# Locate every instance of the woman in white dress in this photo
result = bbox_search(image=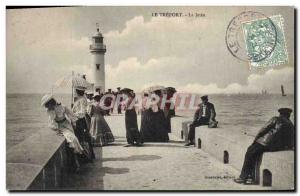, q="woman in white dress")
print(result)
[41,94,84,172]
